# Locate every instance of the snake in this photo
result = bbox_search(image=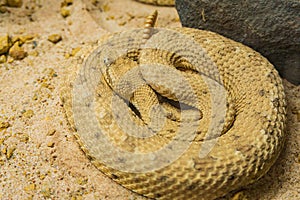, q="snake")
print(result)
[60,6,286,200]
